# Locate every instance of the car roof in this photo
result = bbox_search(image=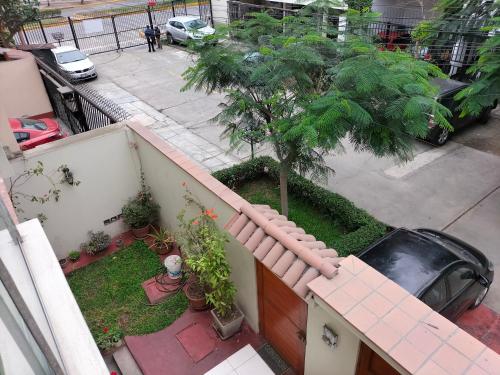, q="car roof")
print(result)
[359,228,460,295]
[432,78,469,96]
[51,46,79,54]
[169,16,200,22]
